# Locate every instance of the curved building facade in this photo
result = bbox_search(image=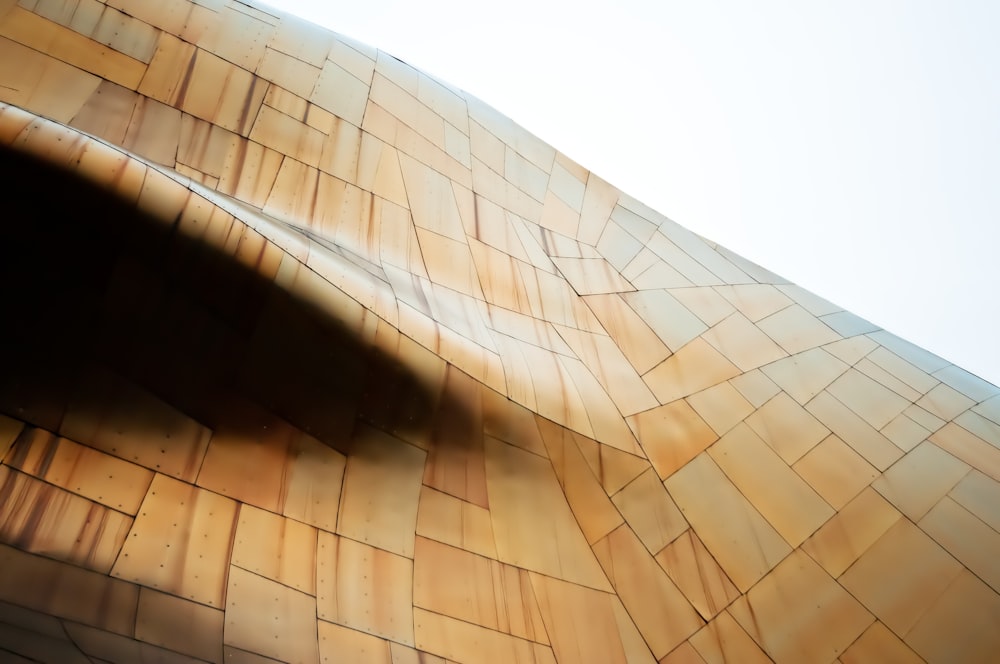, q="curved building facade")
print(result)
[0,1,998,662]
